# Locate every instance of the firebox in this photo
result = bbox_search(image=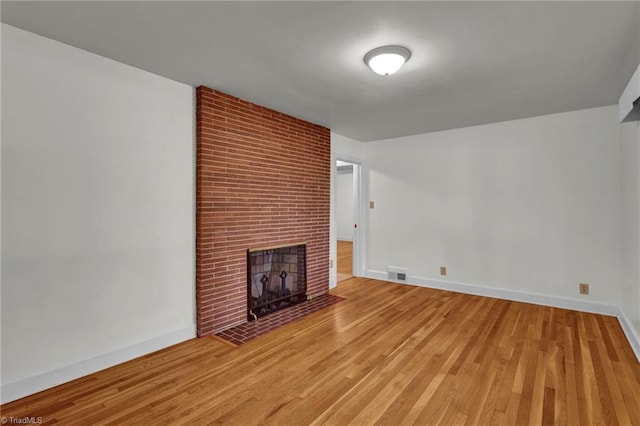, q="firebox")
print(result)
[247,243,307,320]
